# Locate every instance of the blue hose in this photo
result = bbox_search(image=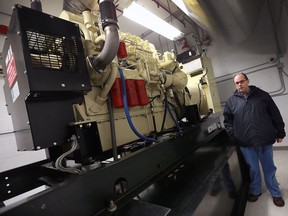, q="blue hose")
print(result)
[164,93,182,133]
[118,68,156,143]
